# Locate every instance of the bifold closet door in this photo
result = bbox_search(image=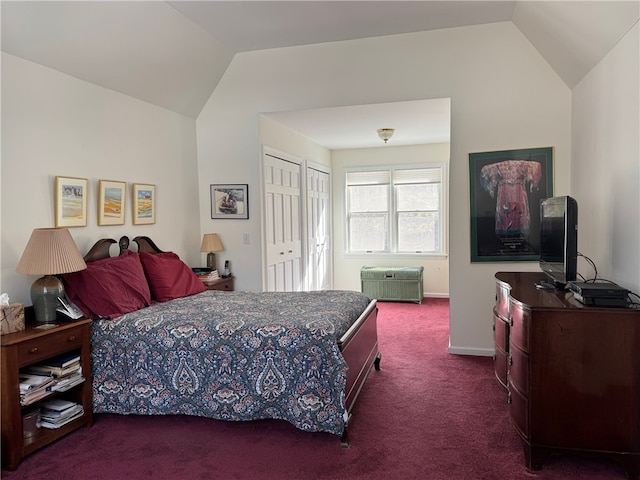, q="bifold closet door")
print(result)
[264,153,303,292]
[307,167,331,291]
